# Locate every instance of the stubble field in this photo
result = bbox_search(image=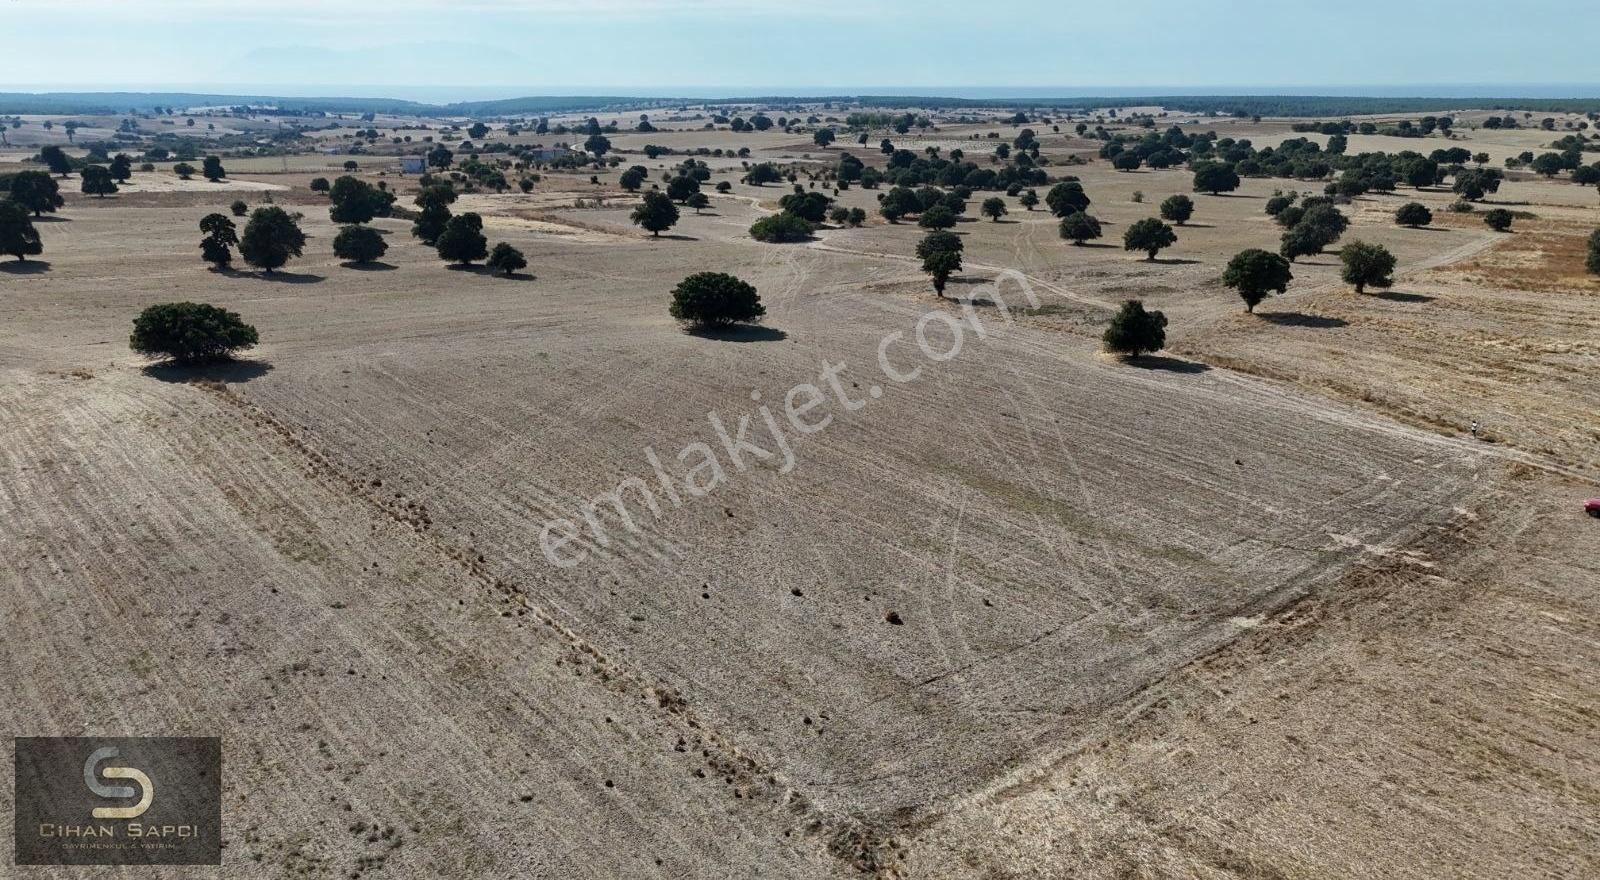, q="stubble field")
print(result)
[1,112,1595,878]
